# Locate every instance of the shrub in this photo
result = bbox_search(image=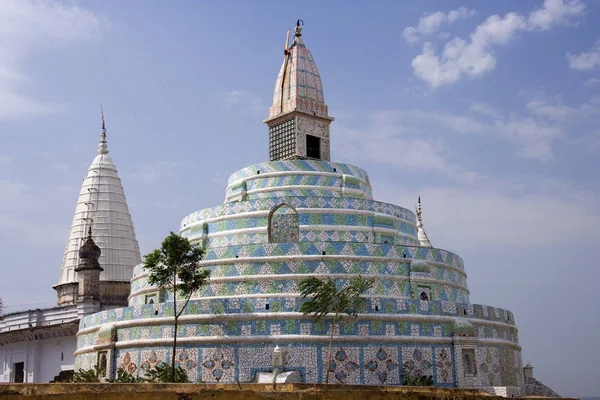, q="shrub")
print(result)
[72,366,101,383]
[145,362,189,383]
[402,364,434,386]
[107,368,146,383]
